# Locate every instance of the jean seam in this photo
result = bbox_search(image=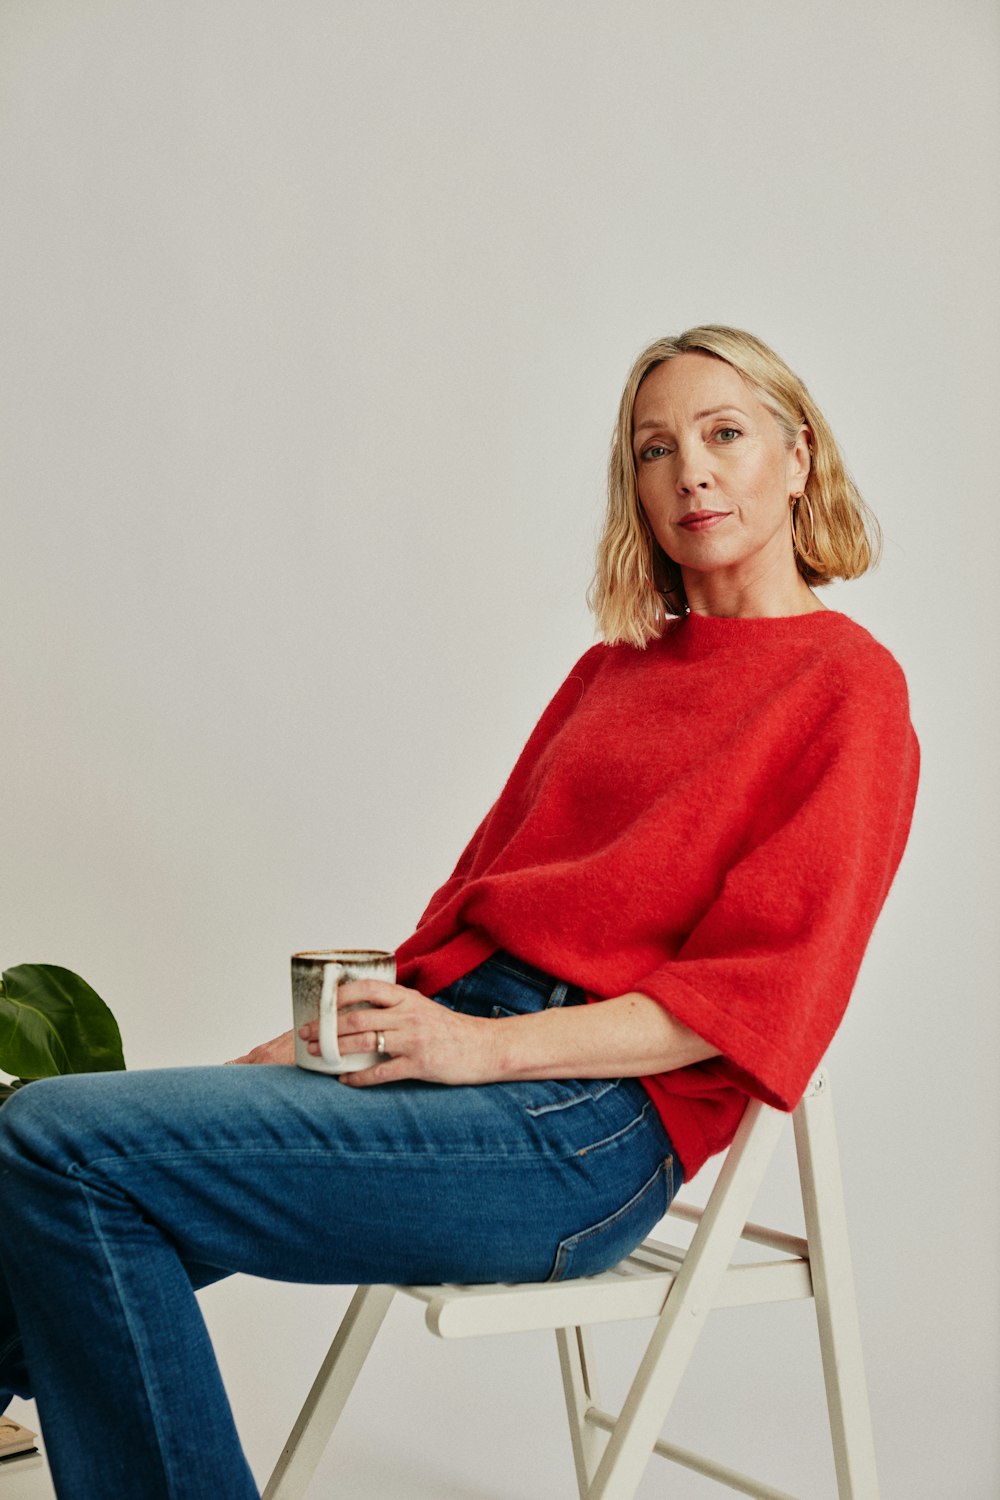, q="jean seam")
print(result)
[573,1098,656,1157]
[523,1079,619,1117]
[547,1155,673,1283]
[77,1175,173,1495]
[67,1142,588,1169]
